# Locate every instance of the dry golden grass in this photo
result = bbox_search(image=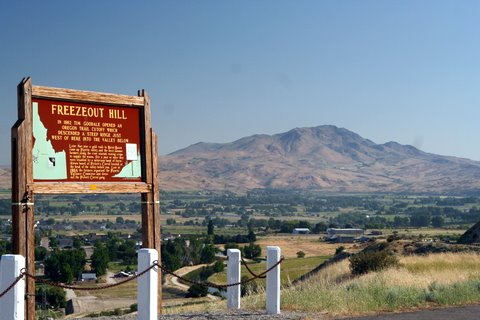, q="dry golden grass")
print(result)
[241,252,480,316]
[159,252,480,316]
[256,235,361,258]
[38,214,142,223]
